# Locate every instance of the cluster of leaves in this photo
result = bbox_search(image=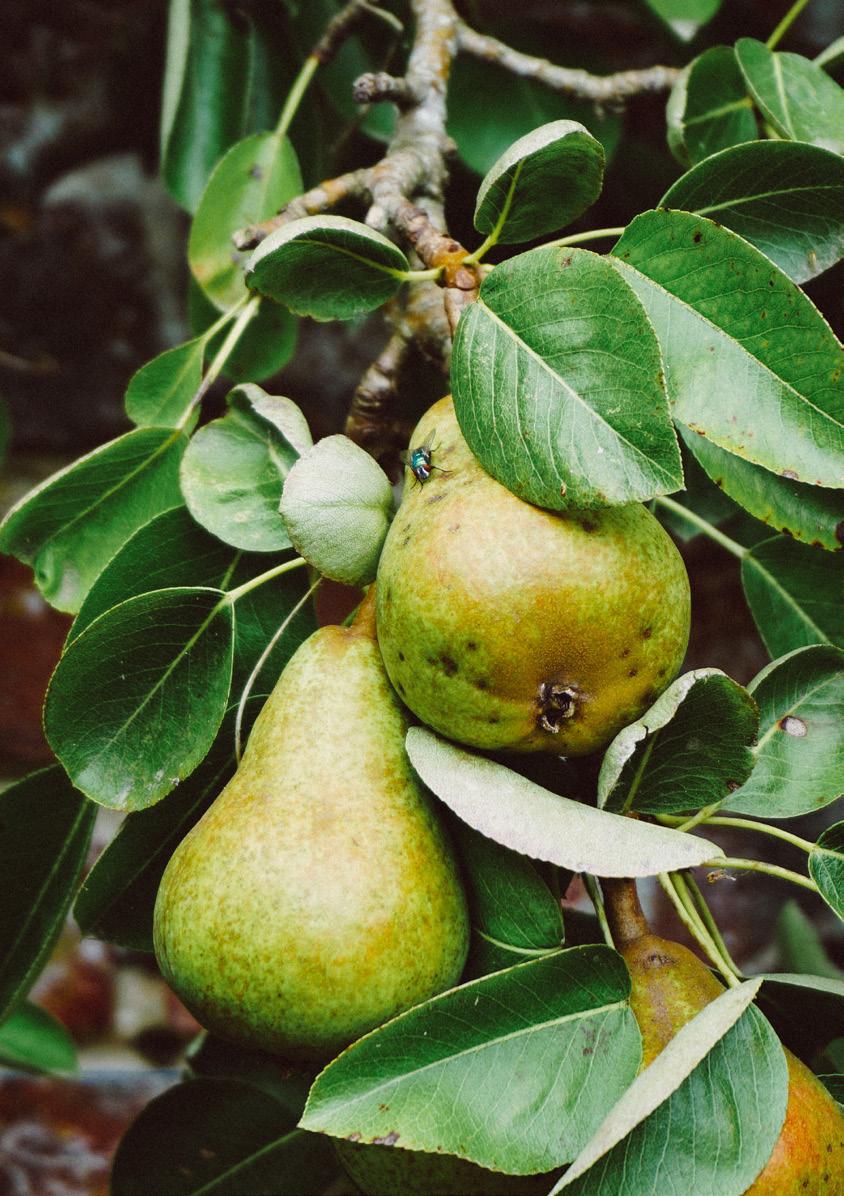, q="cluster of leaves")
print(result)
[0,0,843,1192]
